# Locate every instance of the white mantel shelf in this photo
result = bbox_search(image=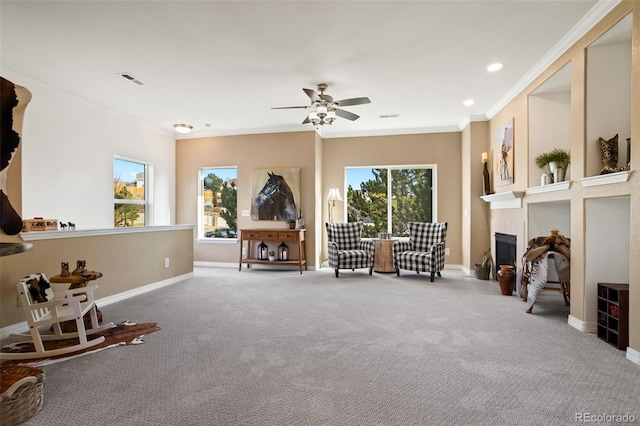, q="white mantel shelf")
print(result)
[579,170,632,187]
[481,191,524,209]
[525,180,571,195]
